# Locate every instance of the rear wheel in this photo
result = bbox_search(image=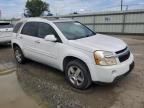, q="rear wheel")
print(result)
[65,59,92,90]
[14,46,26,64]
